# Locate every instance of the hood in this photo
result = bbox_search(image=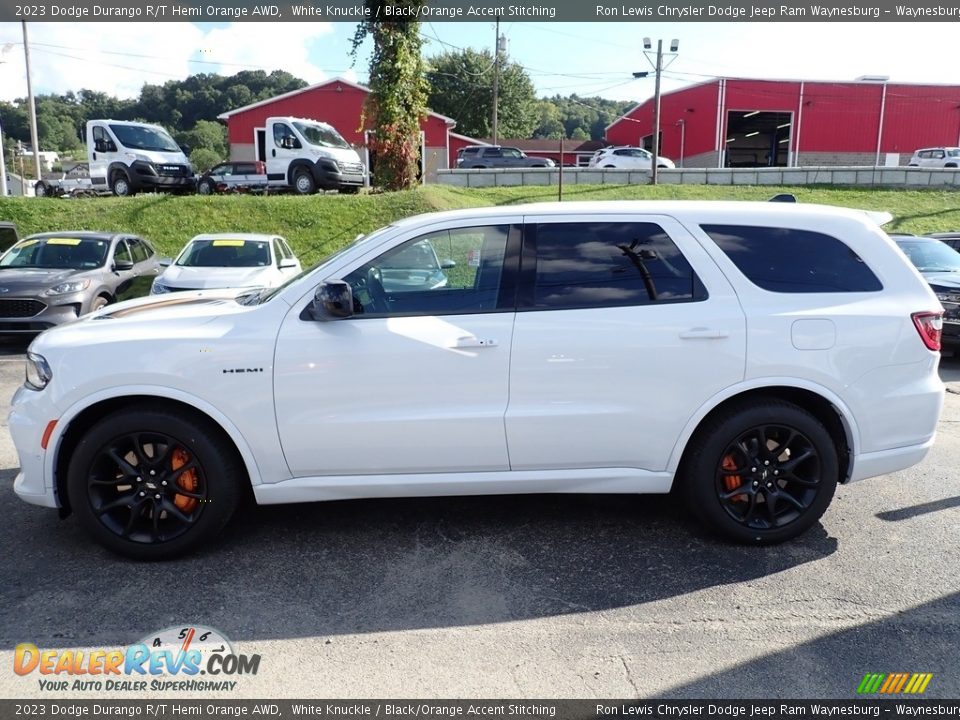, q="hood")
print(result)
[0,267,87,292]
[306,145,363,166]
[93,290,247,322]
[922,272,960,290]
[122,148,190,166]
[157,265,272,290]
